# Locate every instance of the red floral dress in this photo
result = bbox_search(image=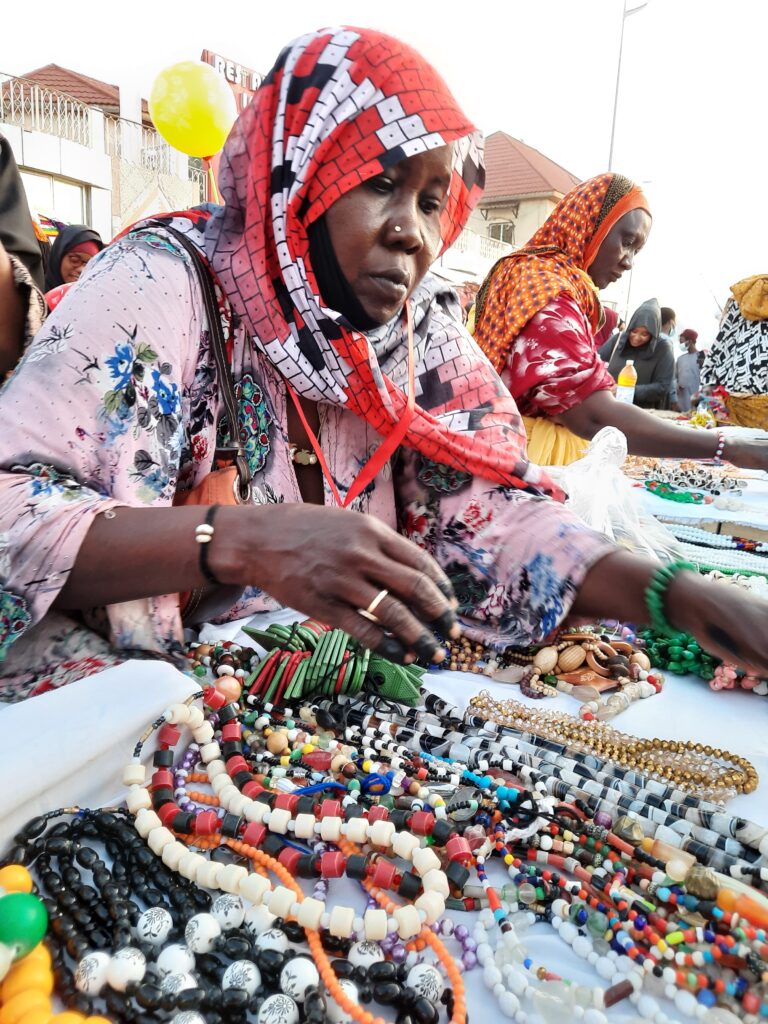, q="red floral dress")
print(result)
[500,294,615,418]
